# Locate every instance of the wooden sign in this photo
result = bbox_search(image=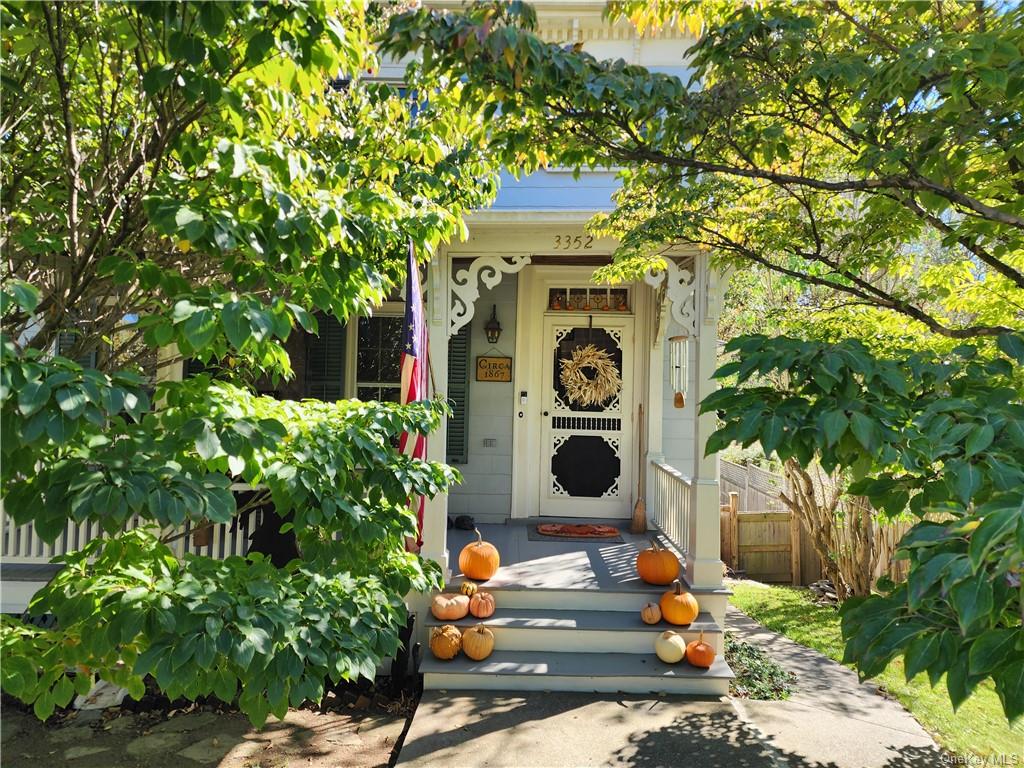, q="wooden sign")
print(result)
[476,356,512,382]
